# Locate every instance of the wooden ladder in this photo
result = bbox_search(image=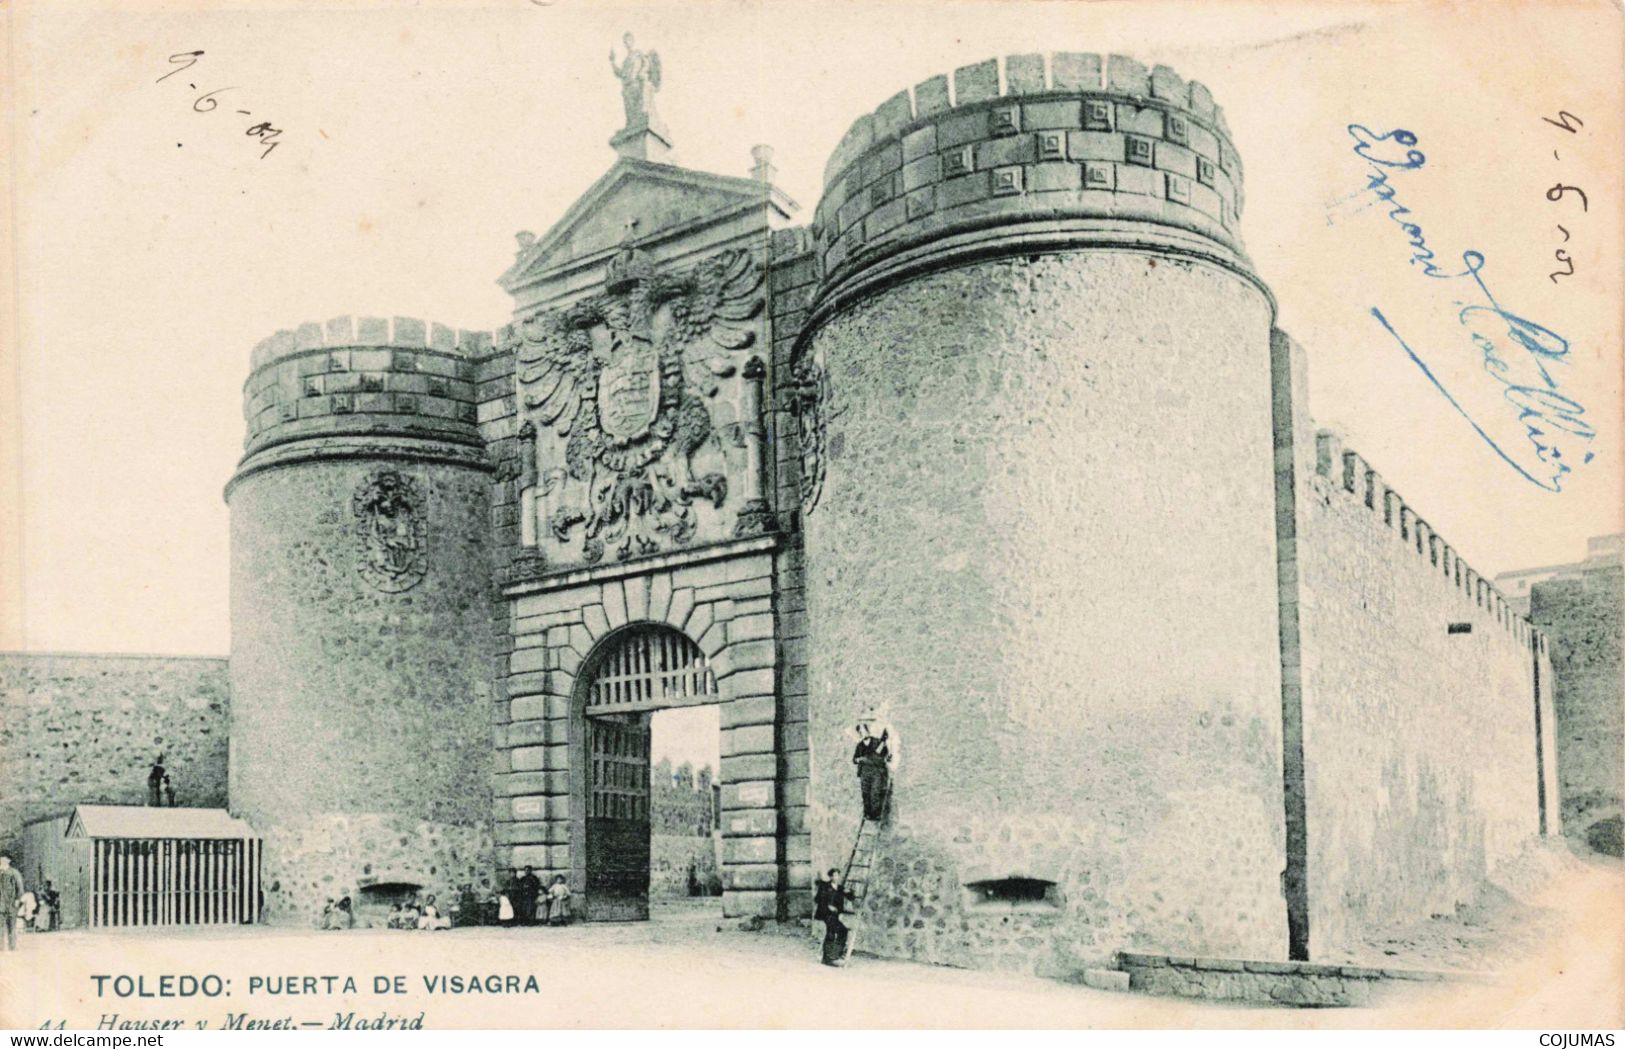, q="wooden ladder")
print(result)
[840,805,886,907]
